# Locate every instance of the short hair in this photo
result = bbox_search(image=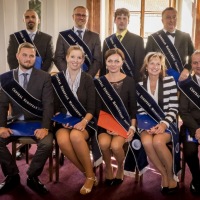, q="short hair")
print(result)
[140,52,166,80]
[66,45,85,59]
[23,9,39,18]
[114,8,130,19]
[104,48,125,61]
[73,6,89,14]
[17,42,36,54]
[192,50,200,58]
[162,7,177,17]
